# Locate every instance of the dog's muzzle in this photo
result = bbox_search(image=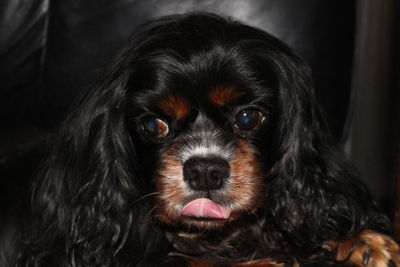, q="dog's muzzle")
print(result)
[180,156,231,219]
